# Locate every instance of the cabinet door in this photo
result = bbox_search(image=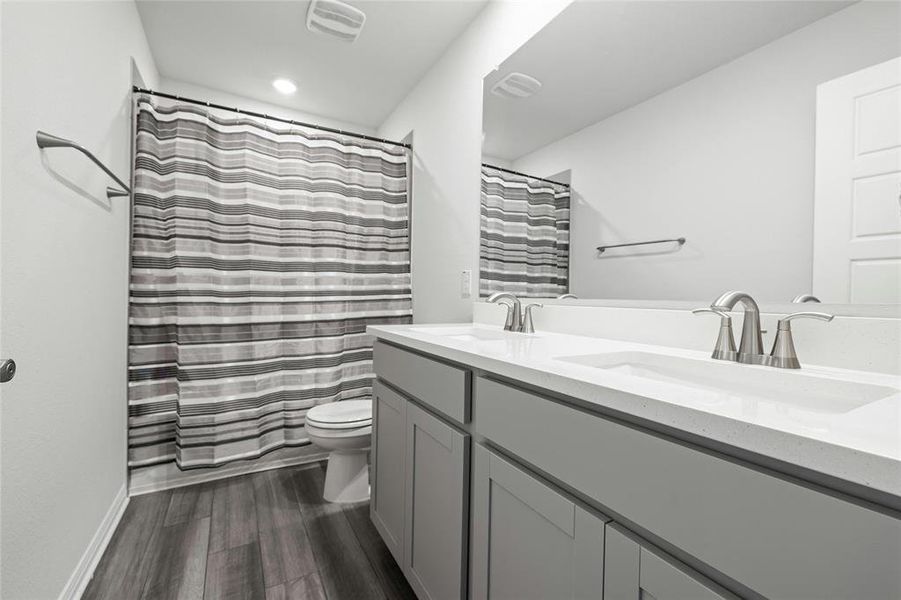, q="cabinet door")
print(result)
[403,402,470,600]
[371,380,407,565]
[603,525,640,600]
[604,525,733,600]
[639,547,732,600]
[471,444,607,600]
